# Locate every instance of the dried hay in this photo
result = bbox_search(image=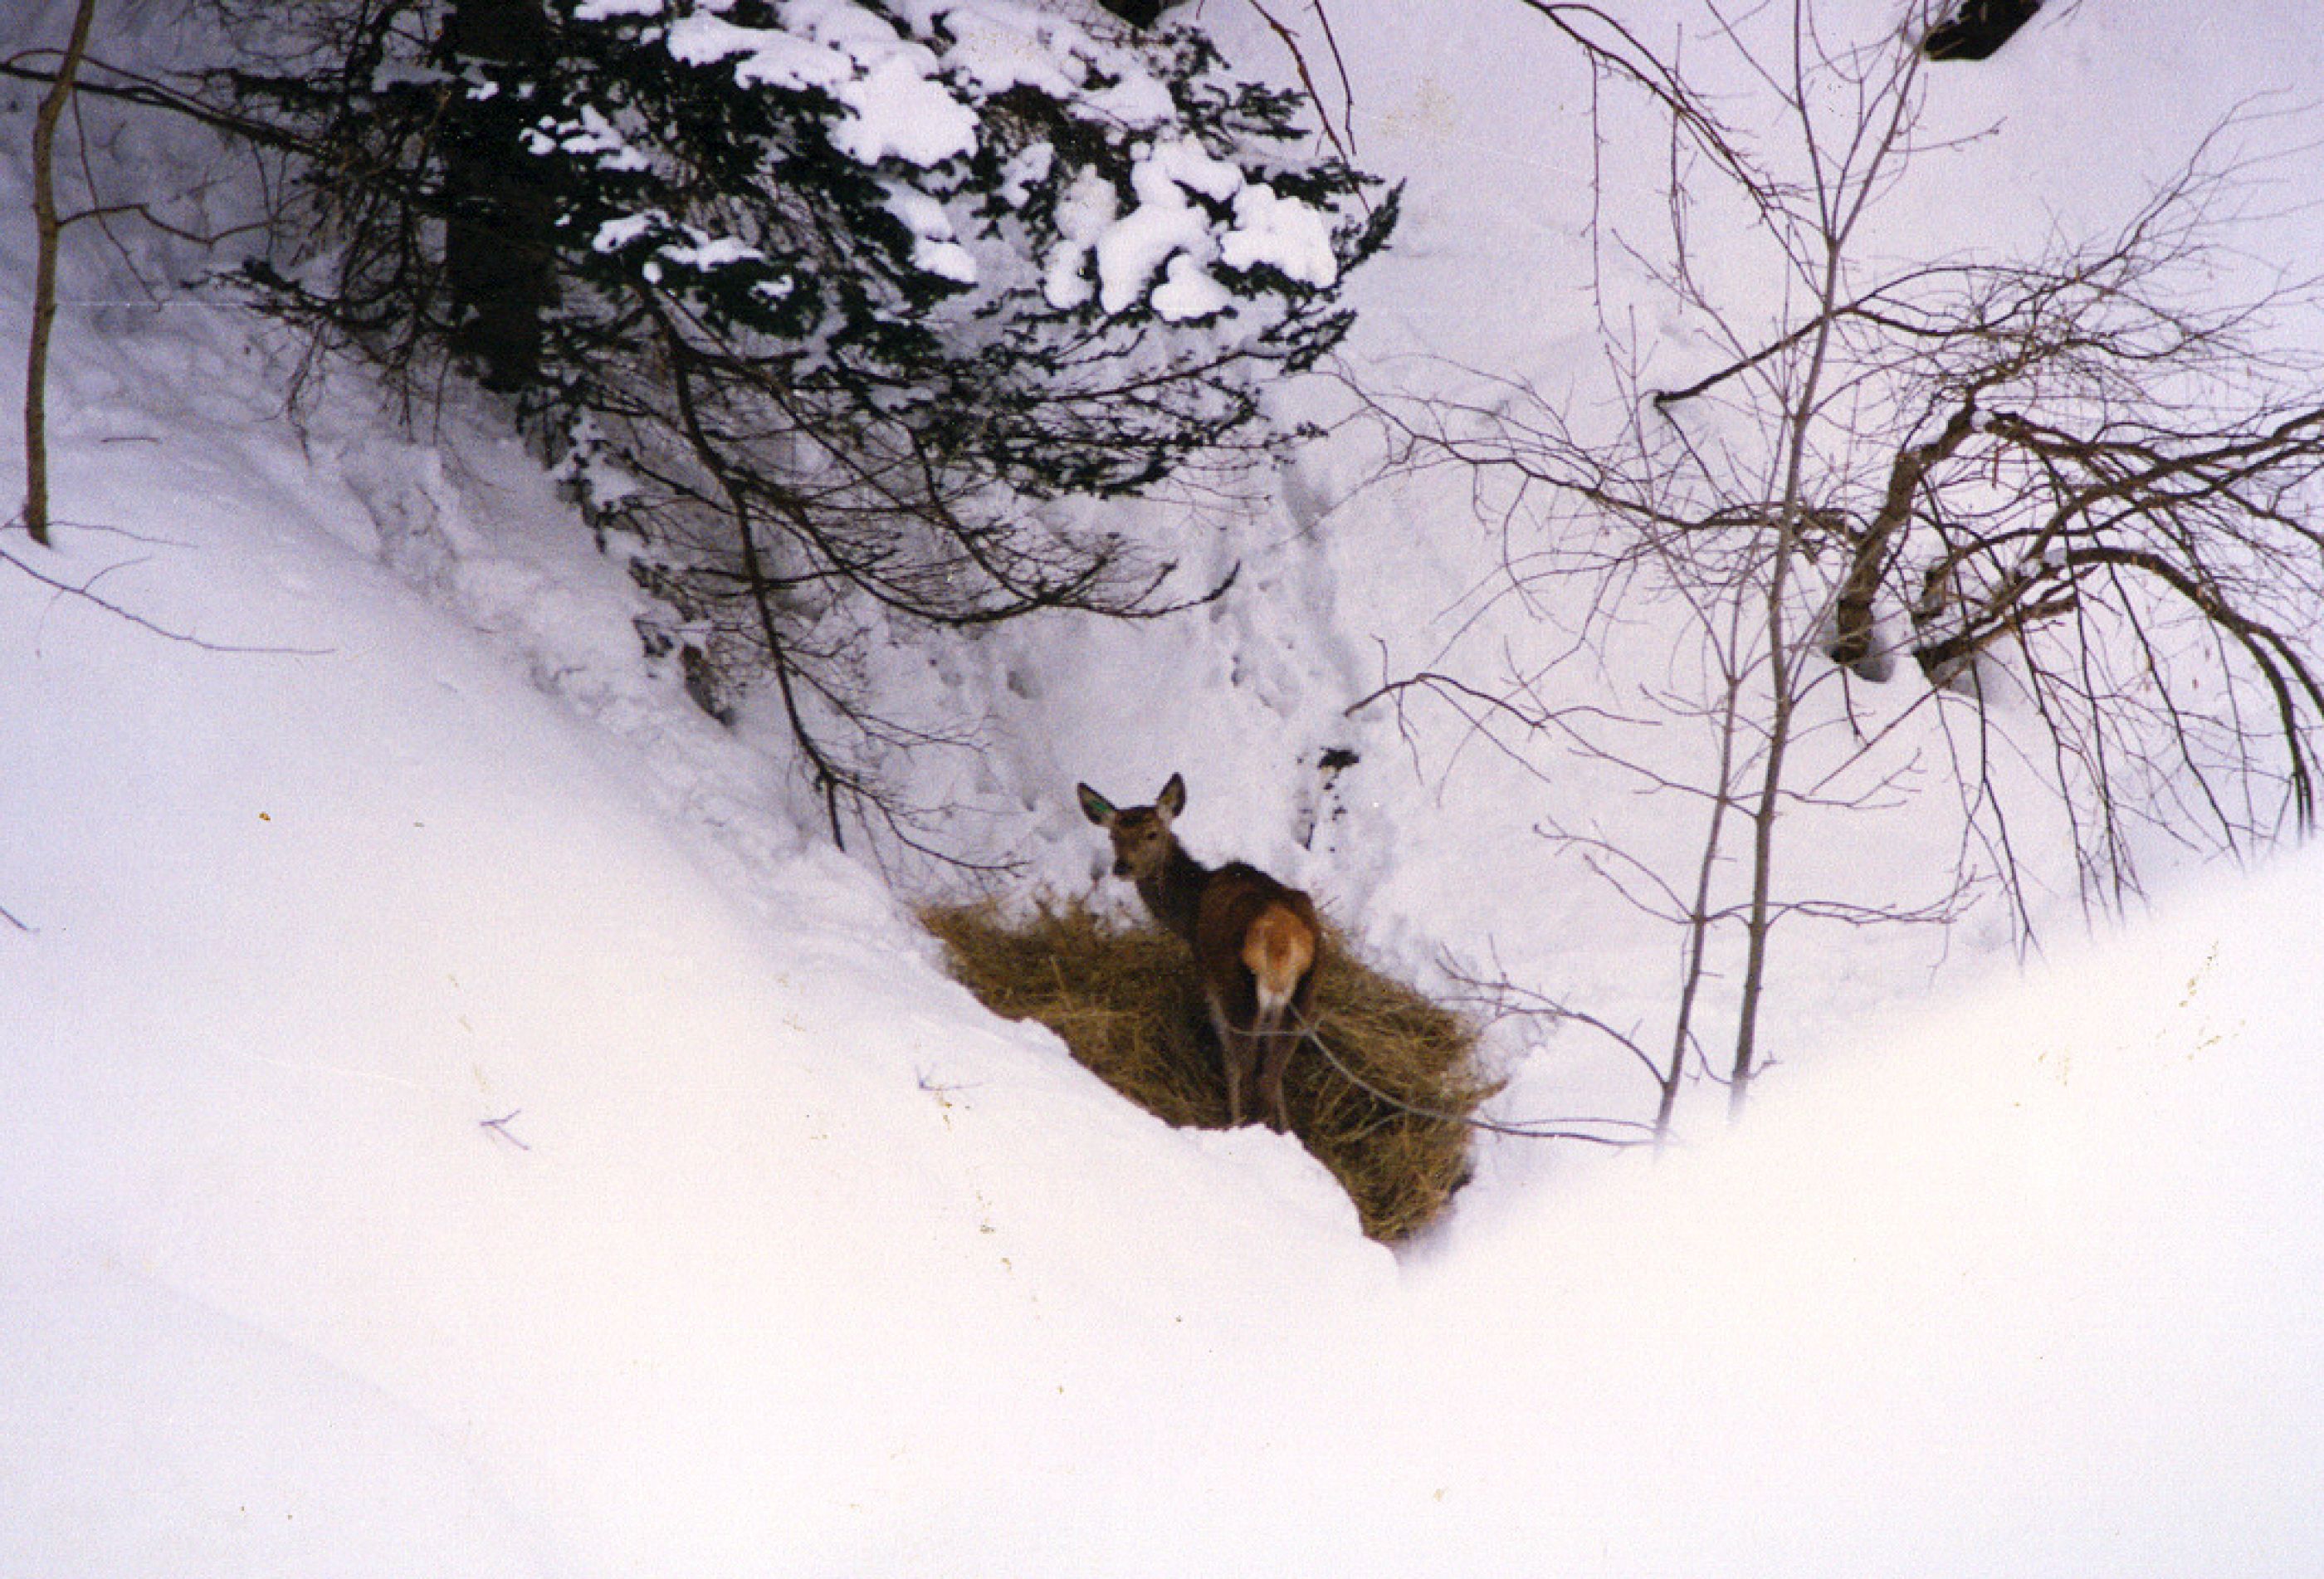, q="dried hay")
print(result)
[920,897,1496,1242]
